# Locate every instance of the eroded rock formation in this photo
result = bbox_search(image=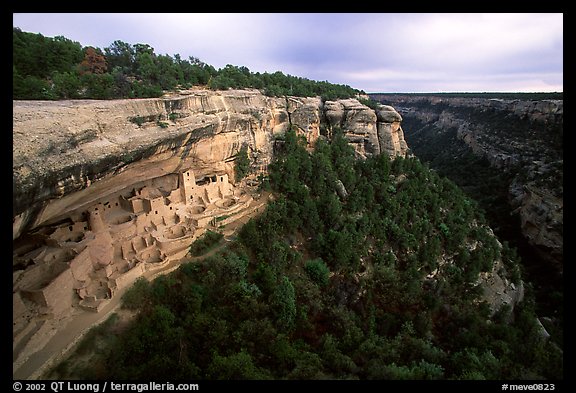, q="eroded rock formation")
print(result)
[377,105,409,156]
[323,99,410,157]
